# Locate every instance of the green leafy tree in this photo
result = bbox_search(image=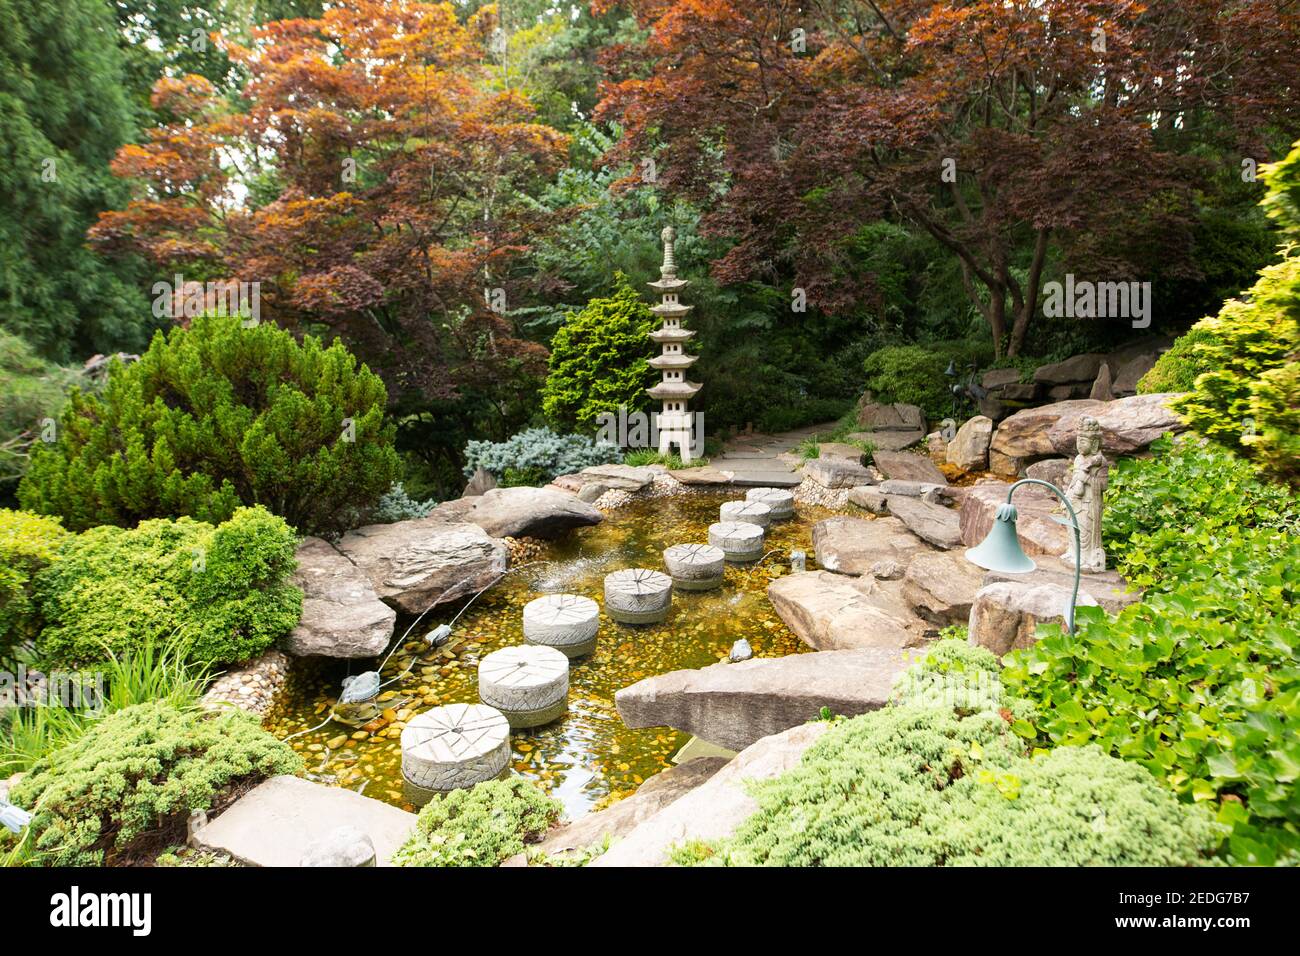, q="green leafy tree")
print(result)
[19,314,400,534]
[542,273,656,432]
[0,0,150,360]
